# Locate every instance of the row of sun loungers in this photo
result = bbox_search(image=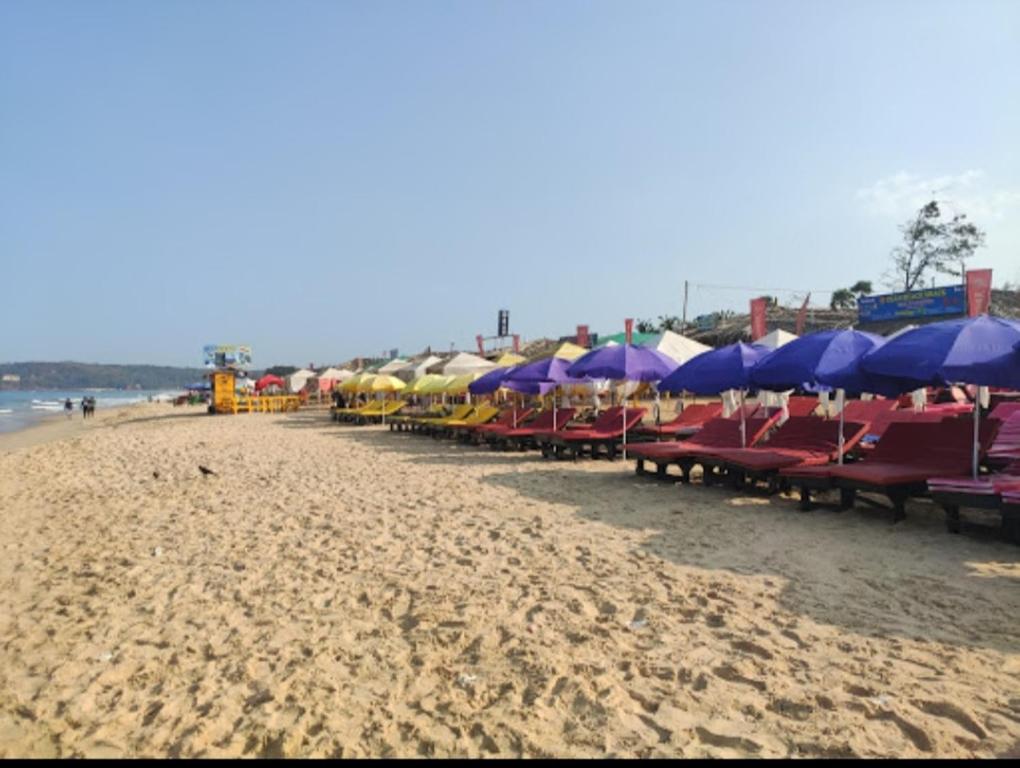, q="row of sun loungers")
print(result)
[332,392,1020,544]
